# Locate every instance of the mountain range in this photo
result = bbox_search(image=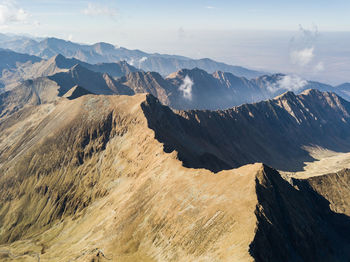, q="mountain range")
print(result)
[2,51,349,111]
[0,39,349,111]
[1,34,350,261]
[0,34,264,78]
[0,50,138,91]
